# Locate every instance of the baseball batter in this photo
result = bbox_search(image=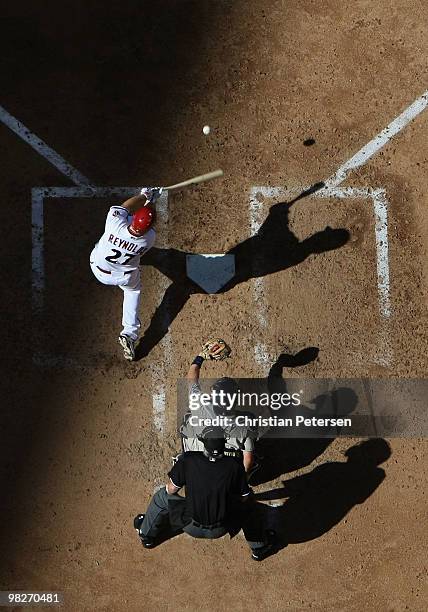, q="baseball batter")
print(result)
[89,187,160,360]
